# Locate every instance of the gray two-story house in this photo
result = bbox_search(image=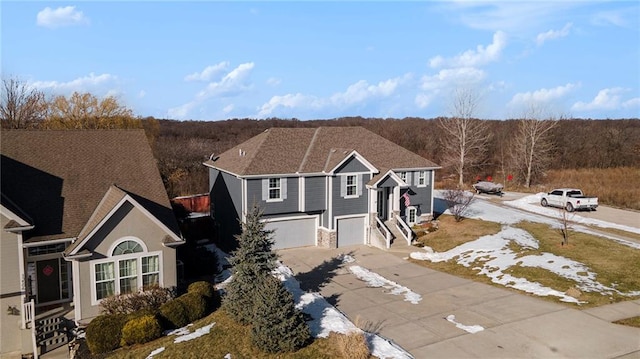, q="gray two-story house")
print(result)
[205,126,440,250]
